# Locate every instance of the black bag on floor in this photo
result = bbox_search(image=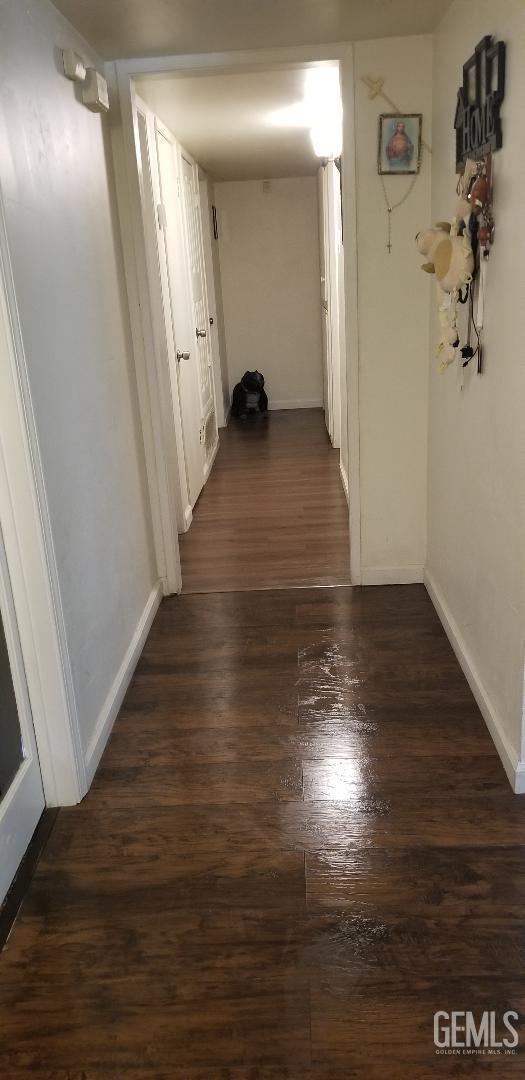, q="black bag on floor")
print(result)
[232,370,268,418]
